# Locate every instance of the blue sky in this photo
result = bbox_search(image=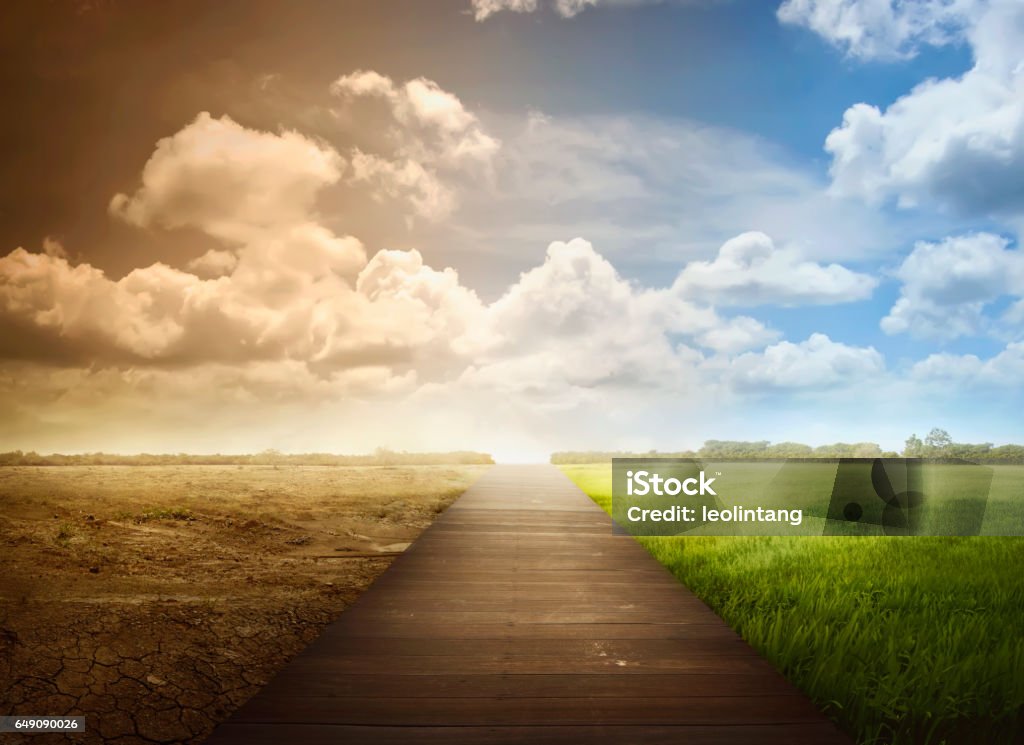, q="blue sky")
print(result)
[449,0,1023,375]
[460,0,976,143]
[454,1,1006,347]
